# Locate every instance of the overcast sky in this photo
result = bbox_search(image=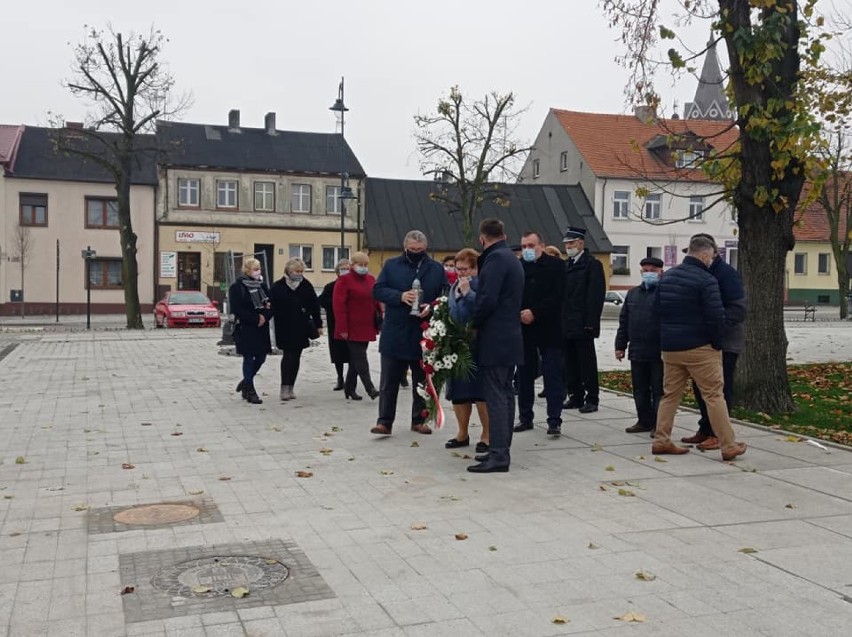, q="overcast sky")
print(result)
[1,1,841,179]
